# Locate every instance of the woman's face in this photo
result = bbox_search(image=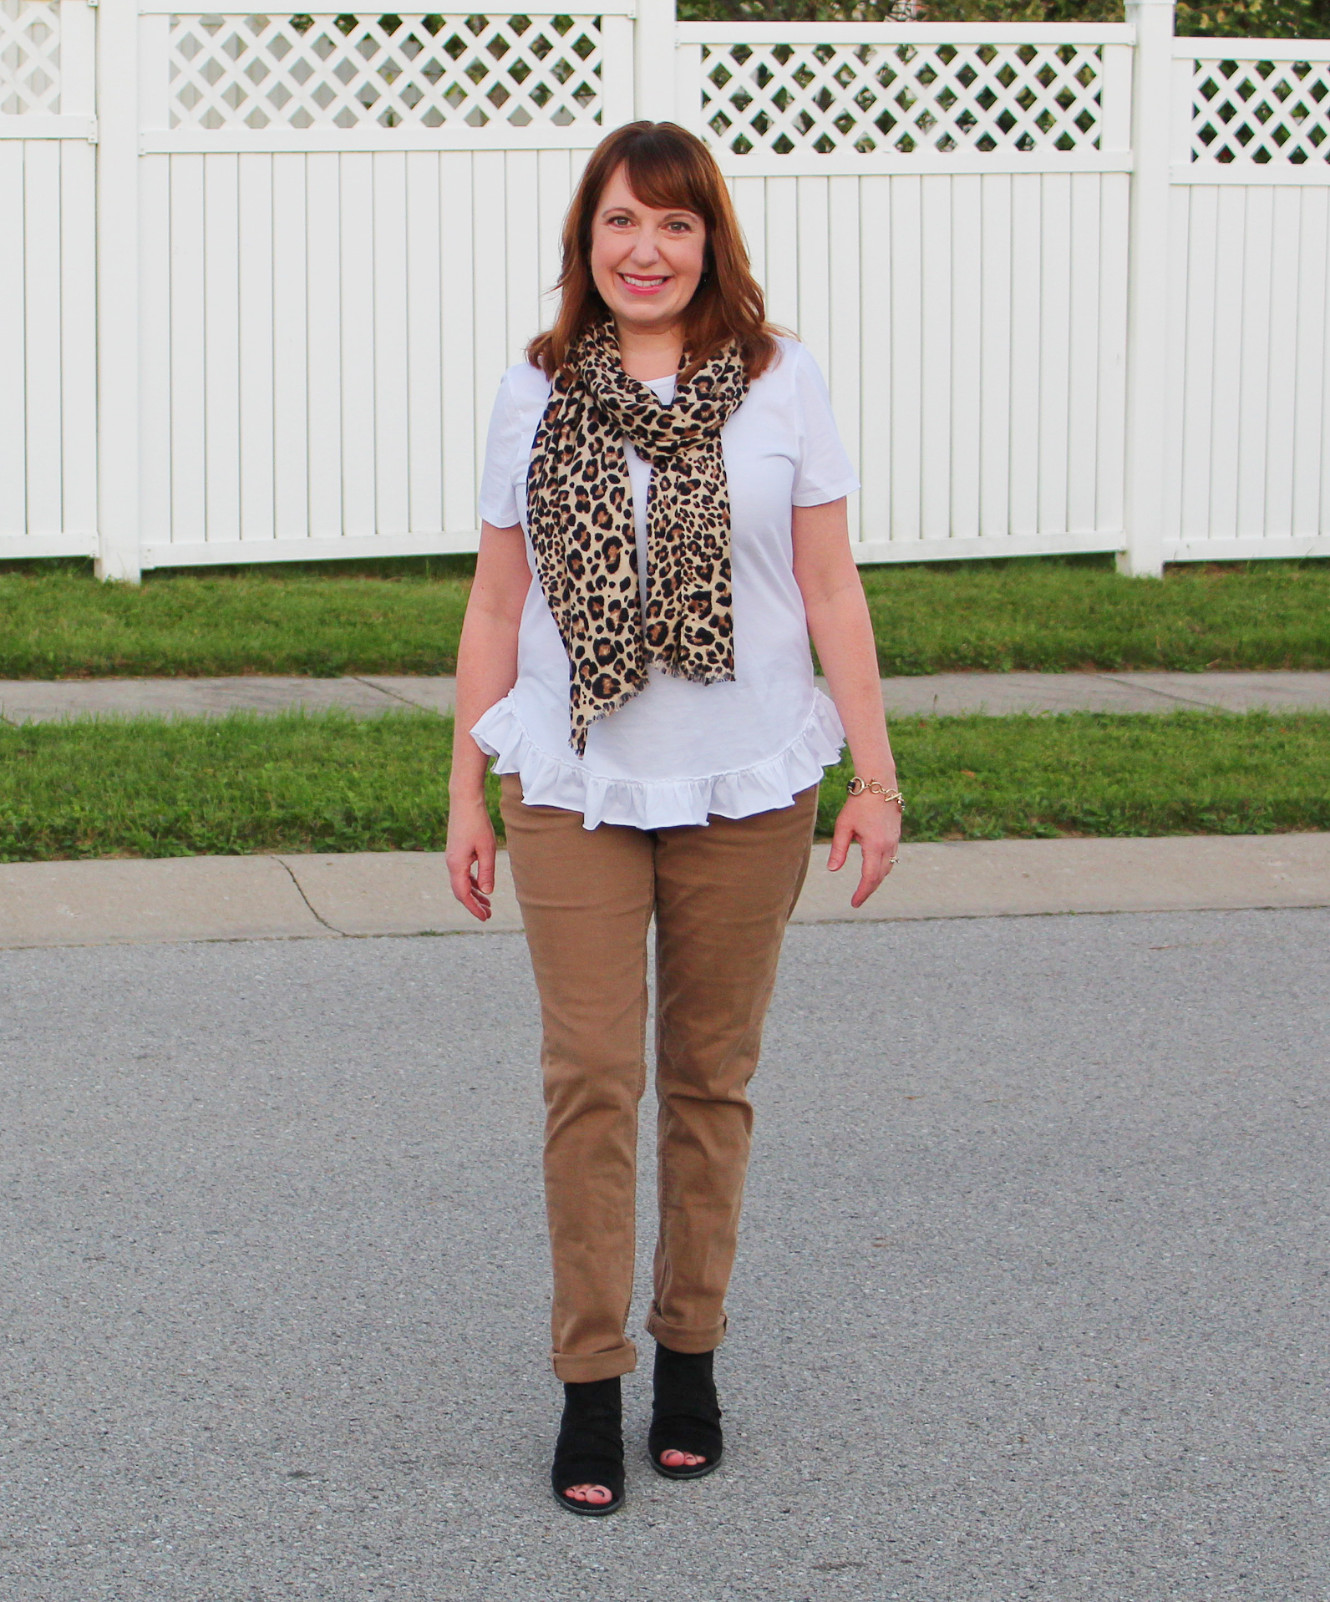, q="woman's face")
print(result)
[588,163,707,341]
